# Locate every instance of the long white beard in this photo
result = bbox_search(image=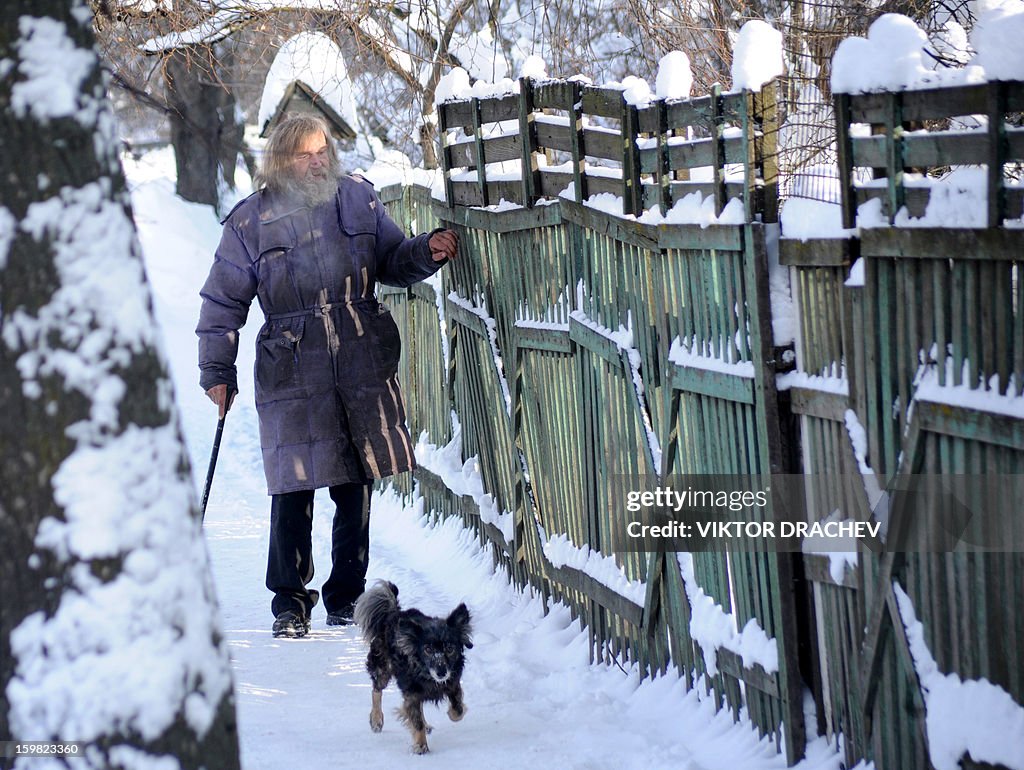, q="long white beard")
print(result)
[282,169,340,207]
